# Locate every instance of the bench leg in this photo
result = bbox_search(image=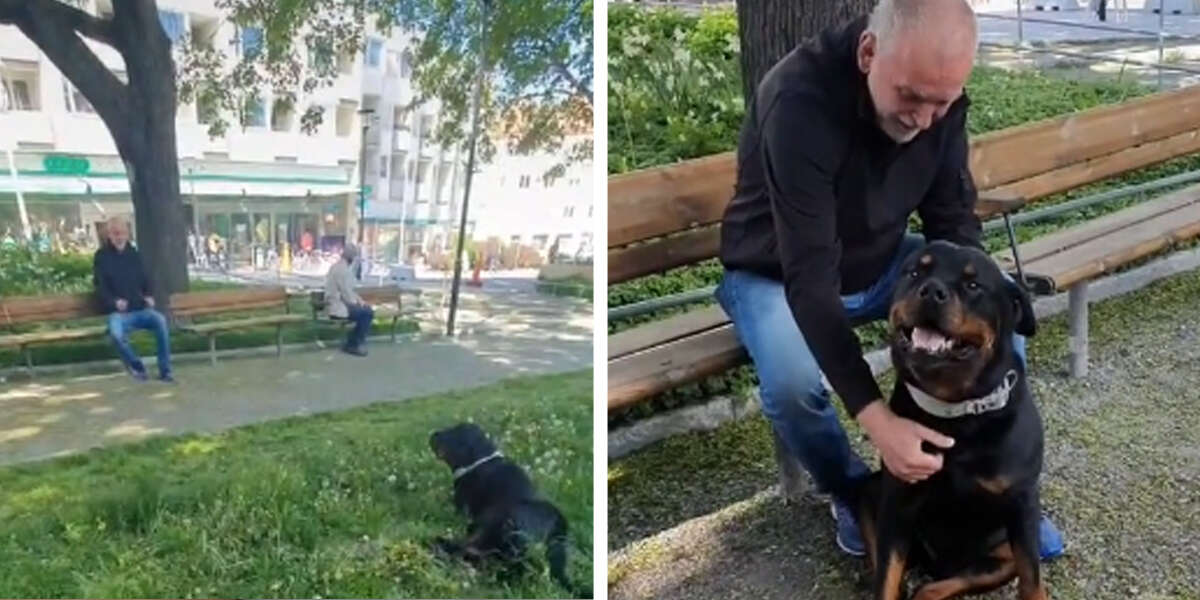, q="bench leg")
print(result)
[391,315,398,343]
[772,428,807,504]
[22,344,33,378]
[276,325,284,358]
[1068,281,1089,378]
[209,333,217,366]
